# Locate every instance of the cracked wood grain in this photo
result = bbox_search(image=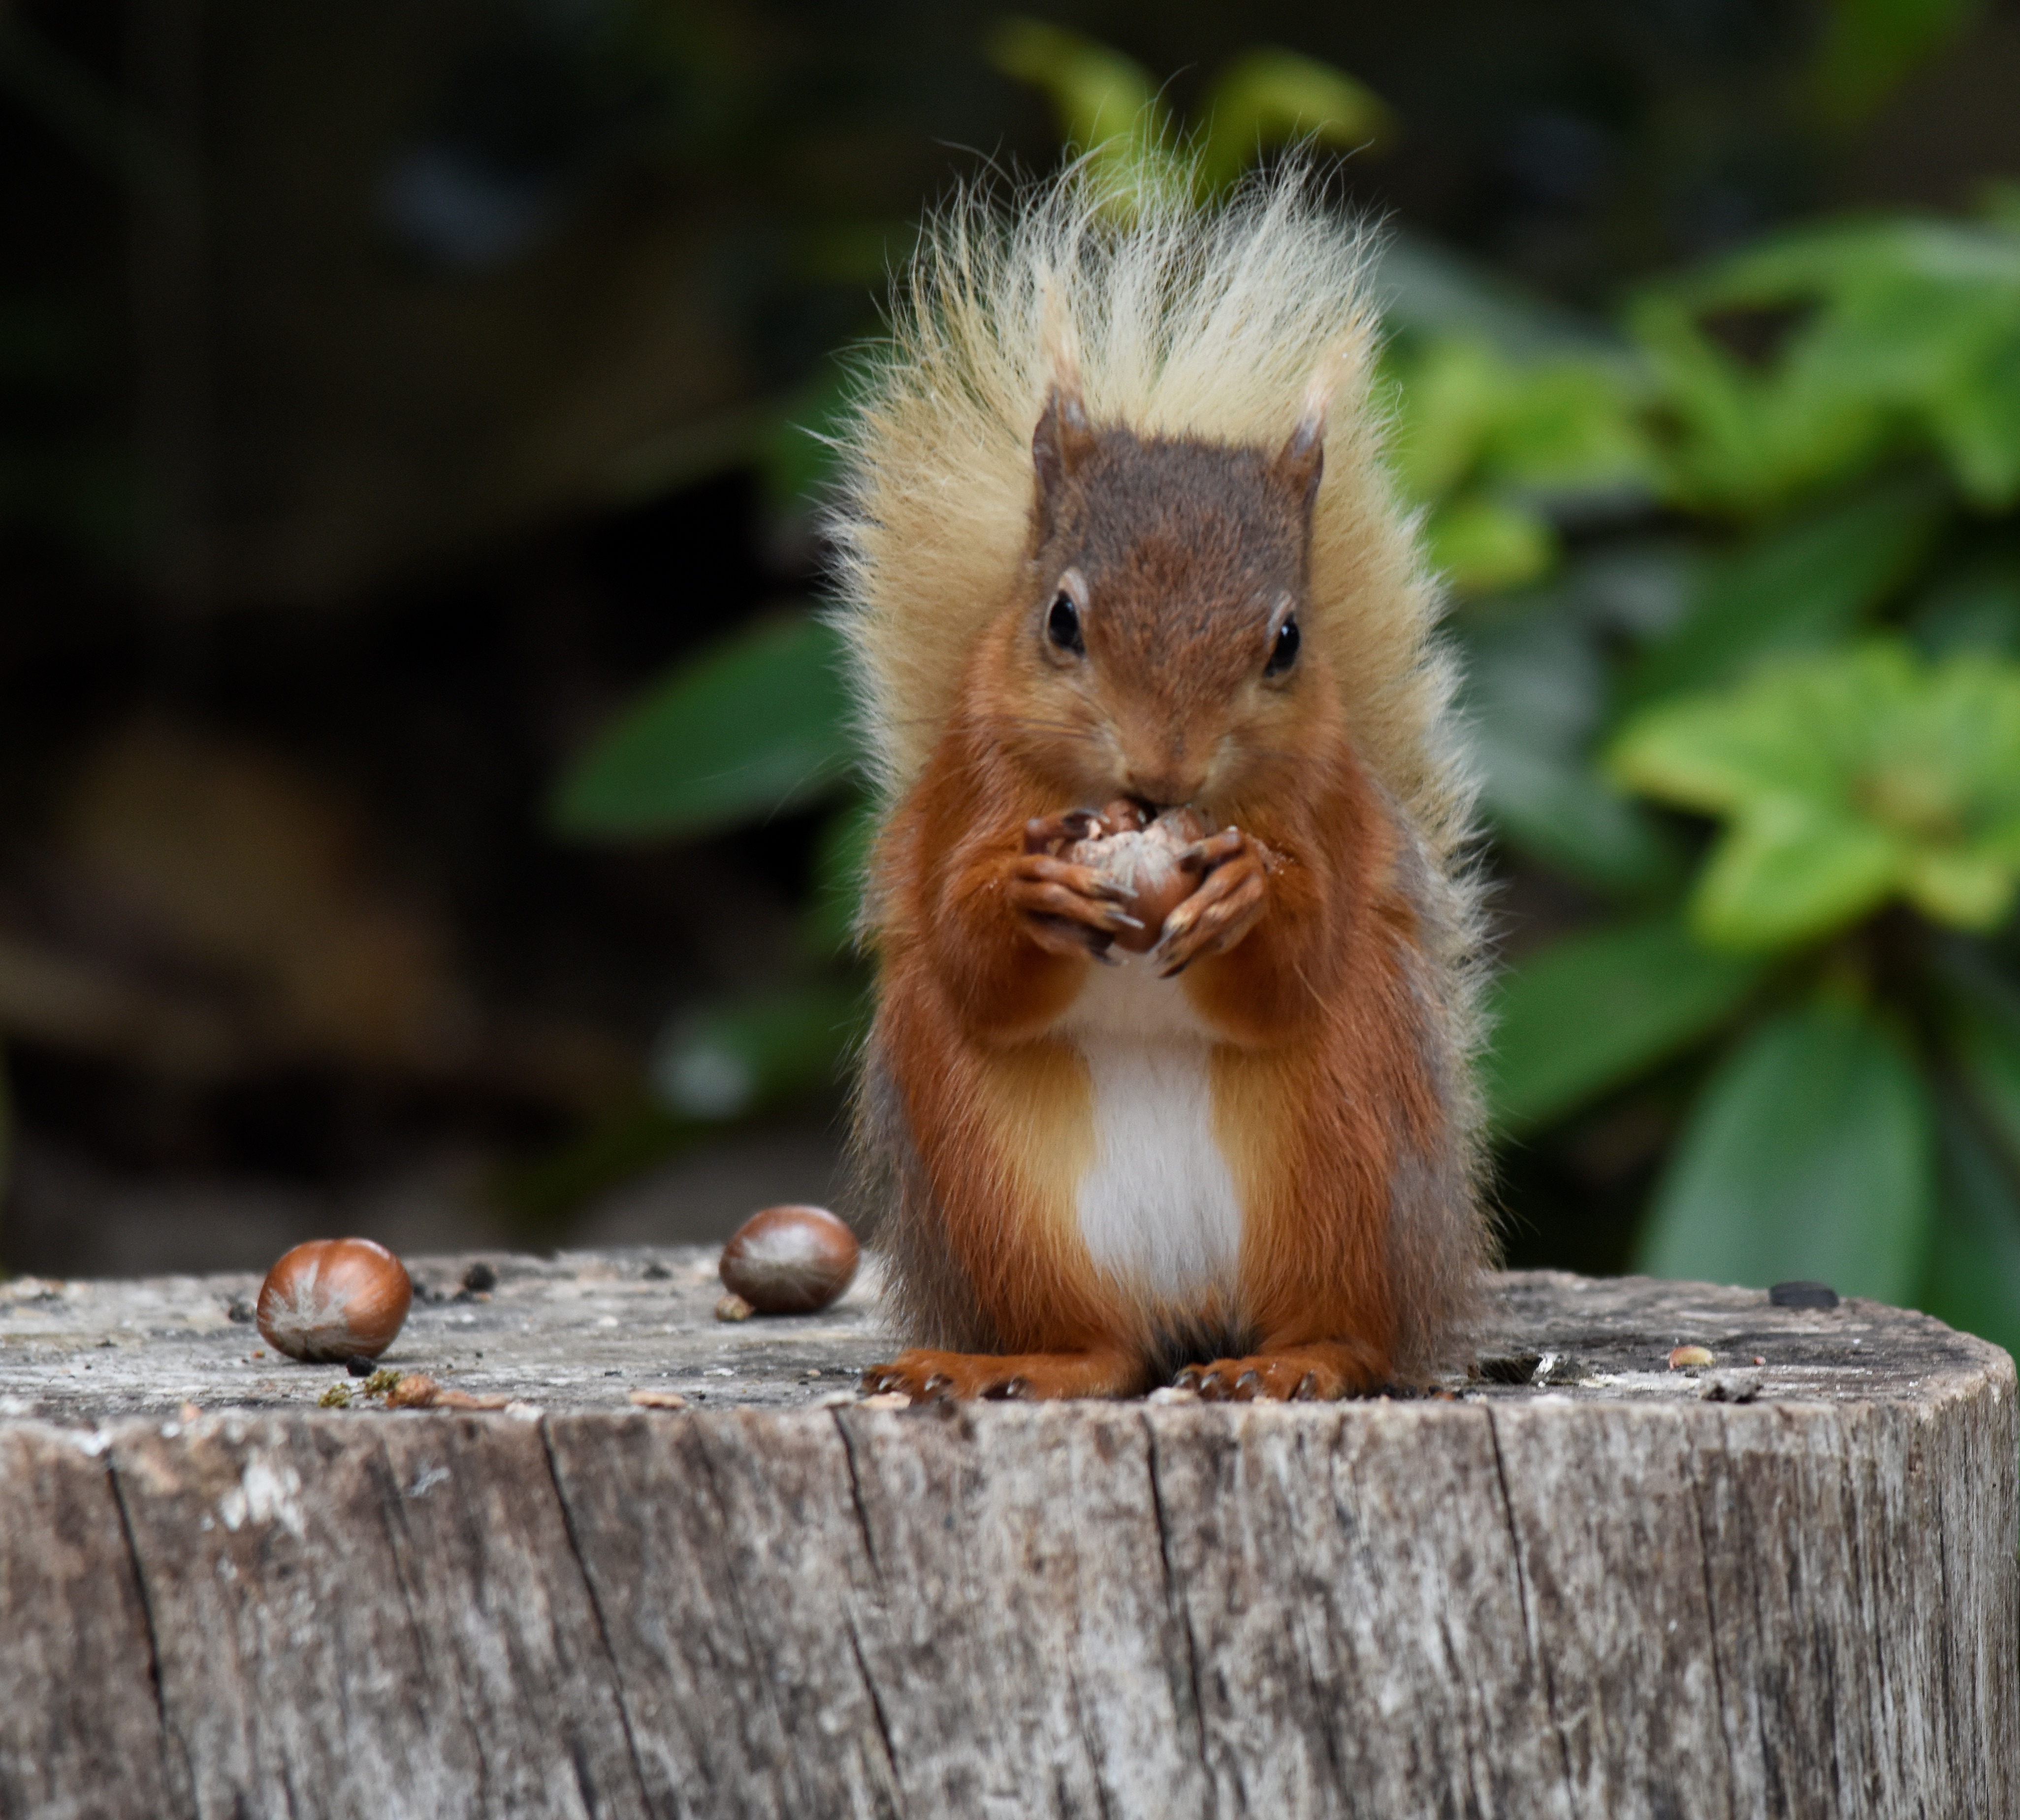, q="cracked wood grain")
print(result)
[0,1427,182,1820]
[2,1263,2014,1820]
[101,1413,648,1820]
